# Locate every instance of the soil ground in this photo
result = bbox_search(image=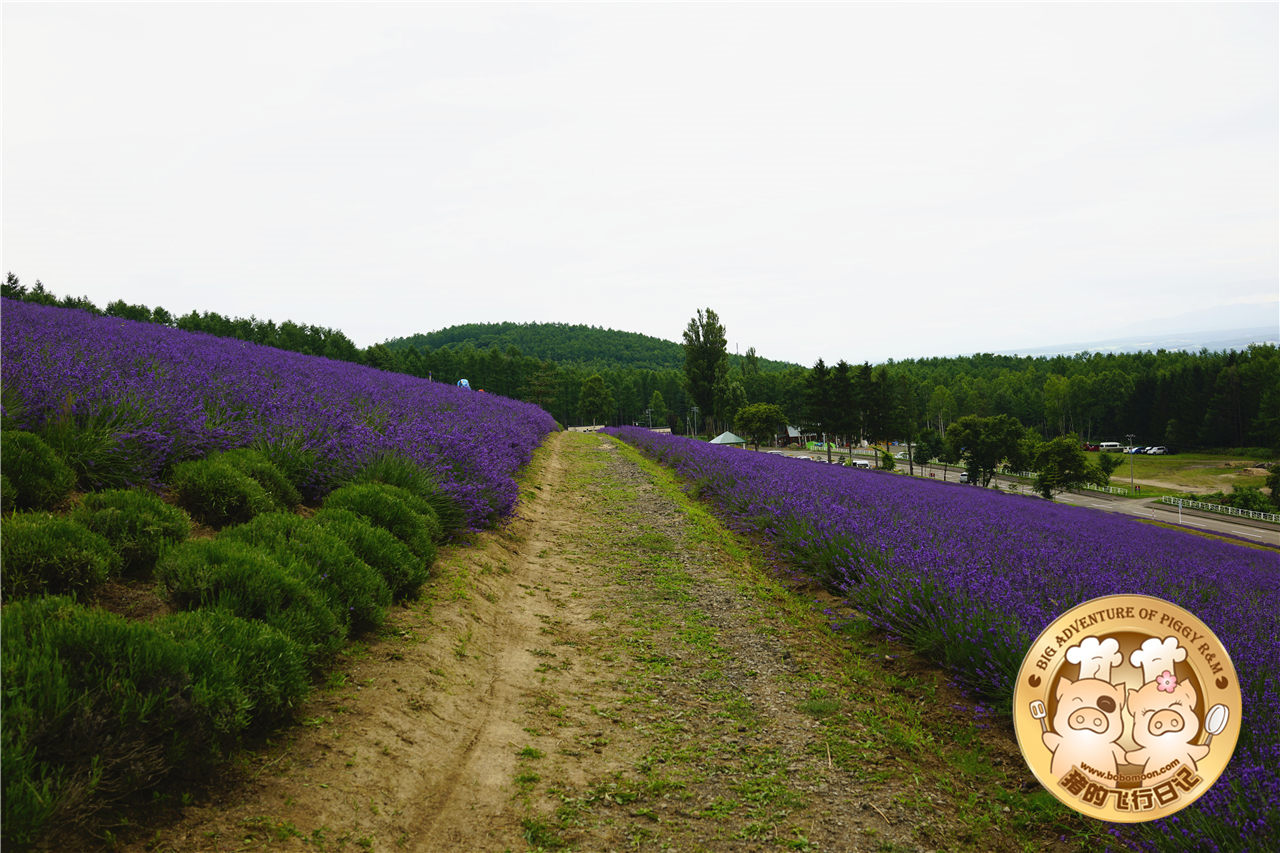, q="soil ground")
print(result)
[105,432,1096,853]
